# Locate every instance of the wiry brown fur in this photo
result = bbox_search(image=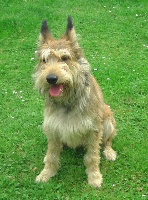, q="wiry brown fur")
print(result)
[33,16,117,188]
